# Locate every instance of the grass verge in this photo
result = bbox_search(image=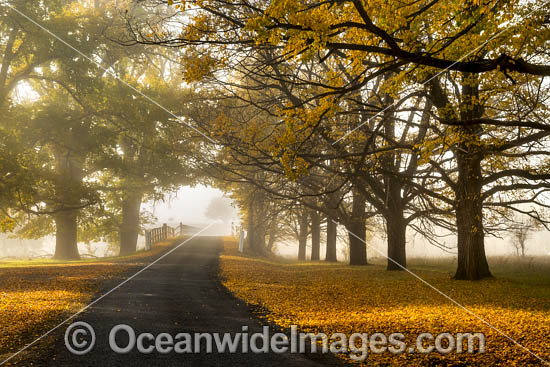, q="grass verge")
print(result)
[0,237,183,364]
[219,237,550,366]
